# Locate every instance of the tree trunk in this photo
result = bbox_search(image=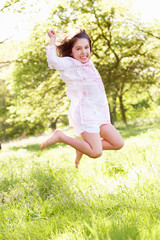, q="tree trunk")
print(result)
[50,115,61,131]
[110,92,117,124]
[119,95,127,124]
